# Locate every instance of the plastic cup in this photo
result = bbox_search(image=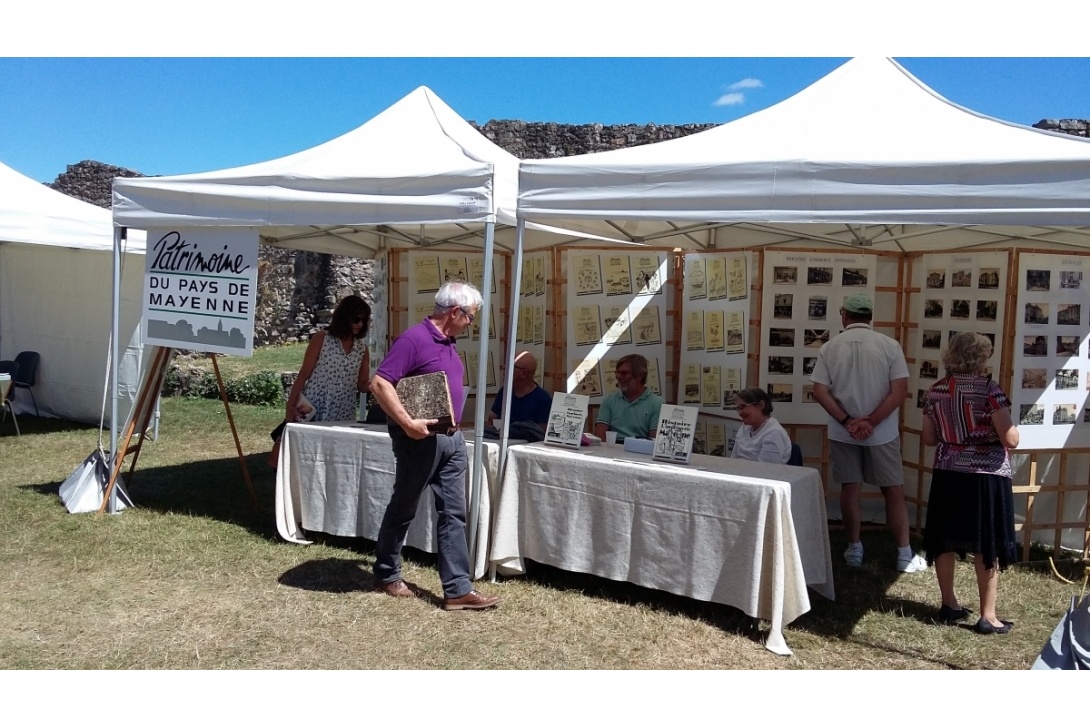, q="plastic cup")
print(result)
[605,431,618,445]
[493,418,504,431]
